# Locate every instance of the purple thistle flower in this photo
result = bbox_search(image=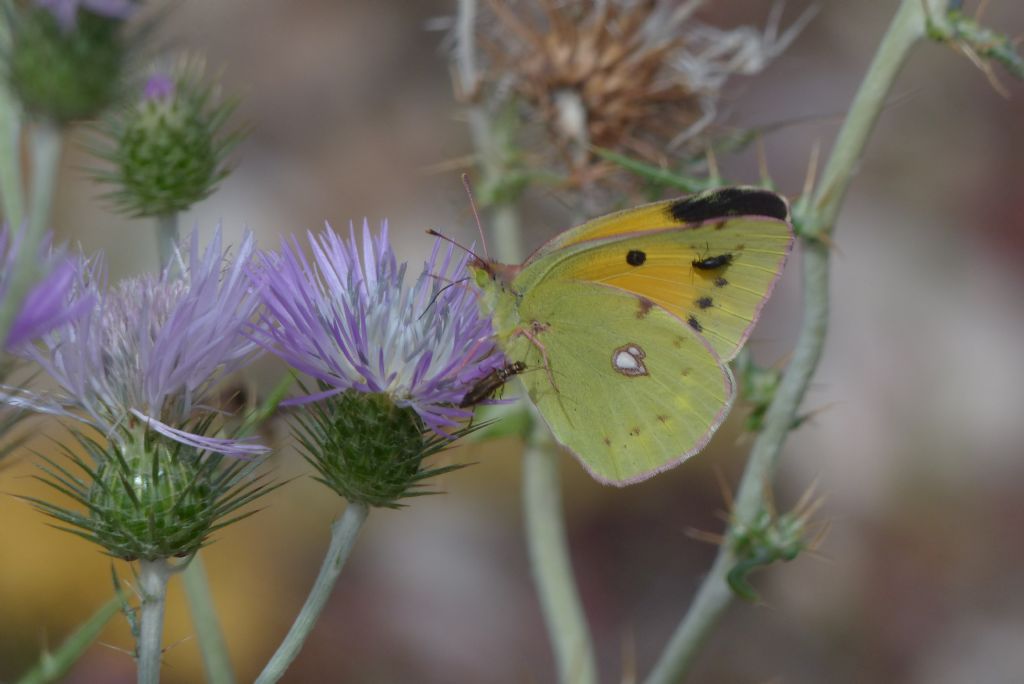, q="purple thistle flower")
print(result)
[142,73,175,101]
[0,224,94,352]
[253,220,503,433]
[19,228,266,456]
[34,0,135,32]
